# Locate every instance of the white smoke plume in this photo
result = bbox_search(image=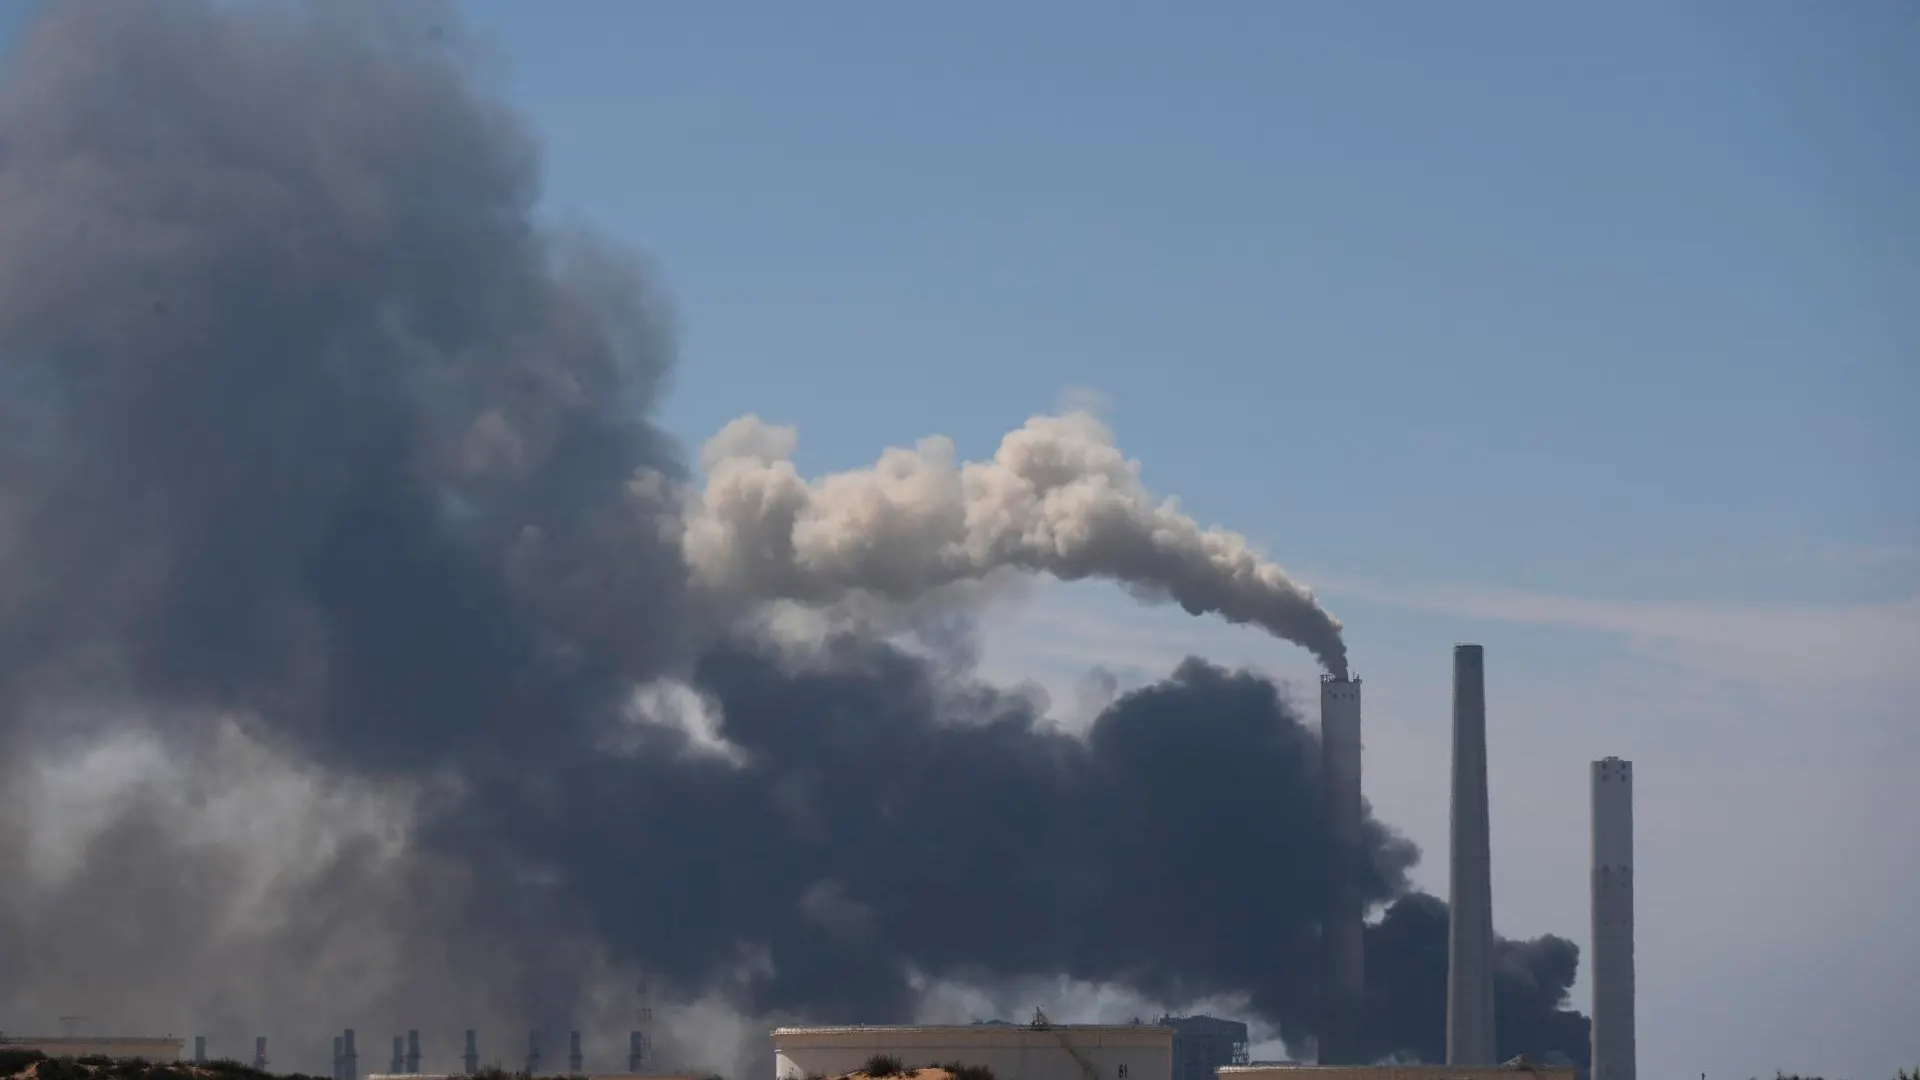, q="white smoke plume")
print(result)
[681,411,1349,677]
